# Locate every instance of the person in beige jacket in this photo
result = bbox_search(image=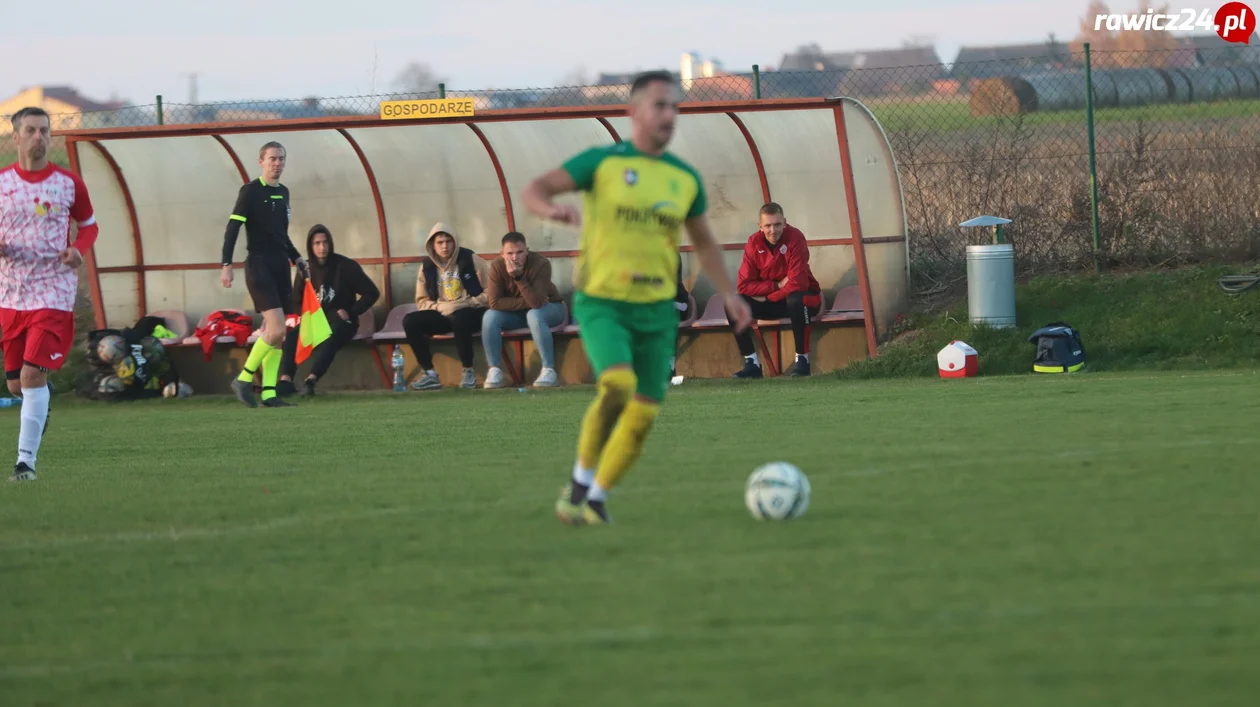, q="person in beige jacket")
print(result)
[402,223,490,390]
